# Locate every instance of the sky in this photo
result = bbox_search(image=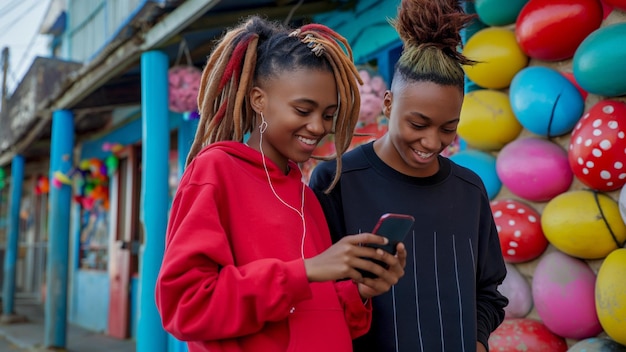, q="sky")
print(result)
[0,0,52,96]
